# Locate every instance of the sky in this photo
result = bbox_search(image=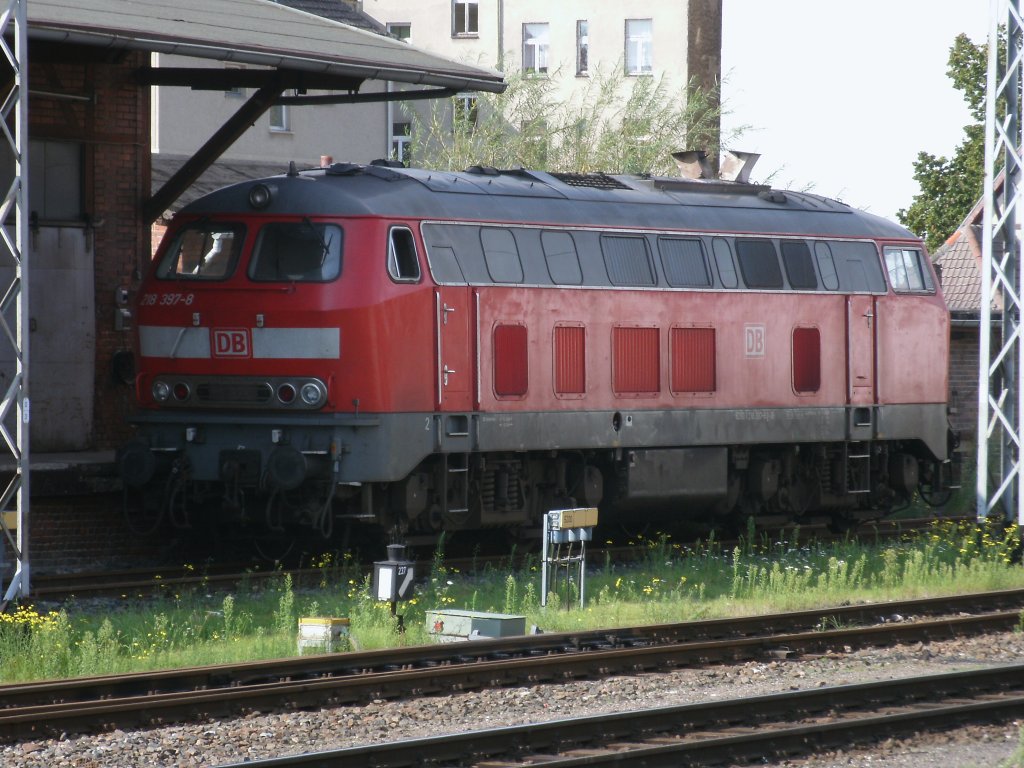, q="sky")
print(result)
[721,1,990,222]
